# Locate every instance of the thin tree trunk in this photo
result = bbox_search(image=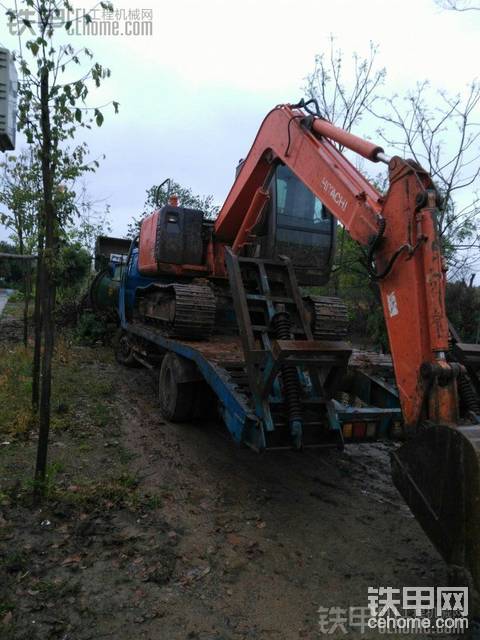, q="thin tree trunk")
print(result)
[34,269,55,498]
[21,240,32,349]
[23,264,30,347]
[16,232,28,347]
[32,230,44,410]
[34,63,56,500]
